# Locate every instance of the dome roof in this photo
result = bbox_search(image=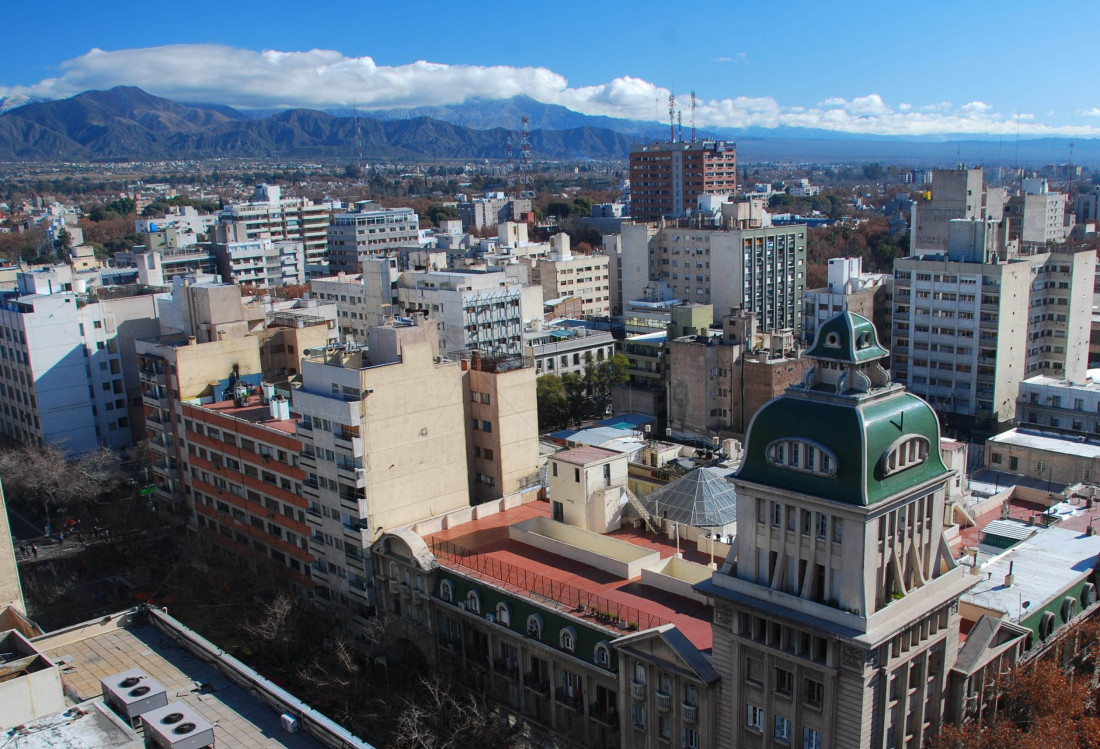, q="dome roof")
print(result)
[736,389,948,506]
[639,468,738,528]
[804,311,889,365]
